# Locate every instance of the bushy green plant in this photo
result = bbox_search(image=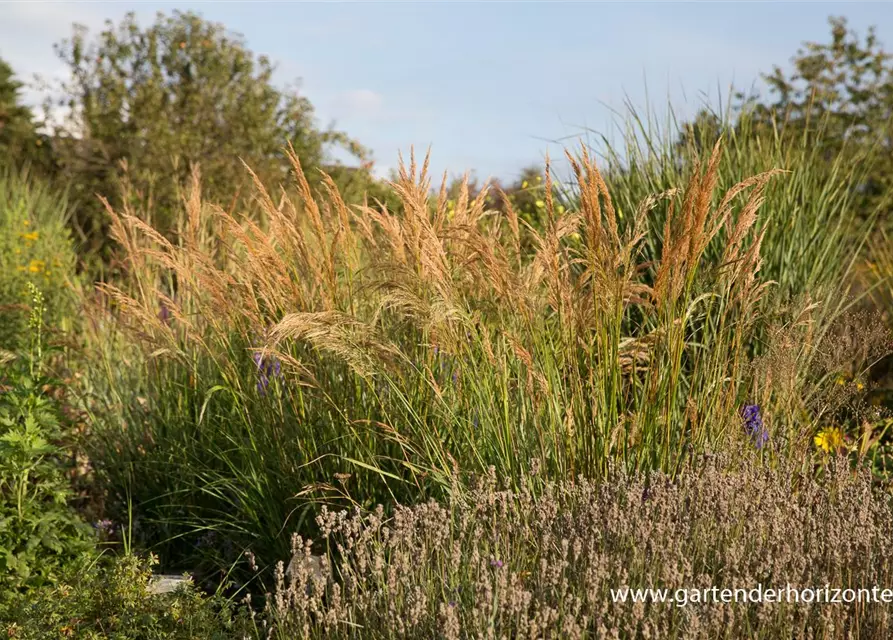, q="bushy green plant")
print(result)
[0,285,93,602]
[0,168,79,352]
[2,552,240,639]
[741,16,893,221]
[46,10,375,261]
[0,58,55,176]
